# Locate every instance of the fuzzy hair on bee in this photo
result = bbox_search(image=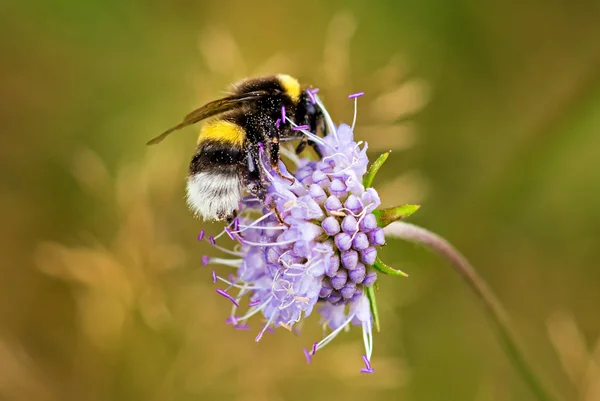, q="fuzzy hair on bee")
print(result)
[146,74,325,222]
